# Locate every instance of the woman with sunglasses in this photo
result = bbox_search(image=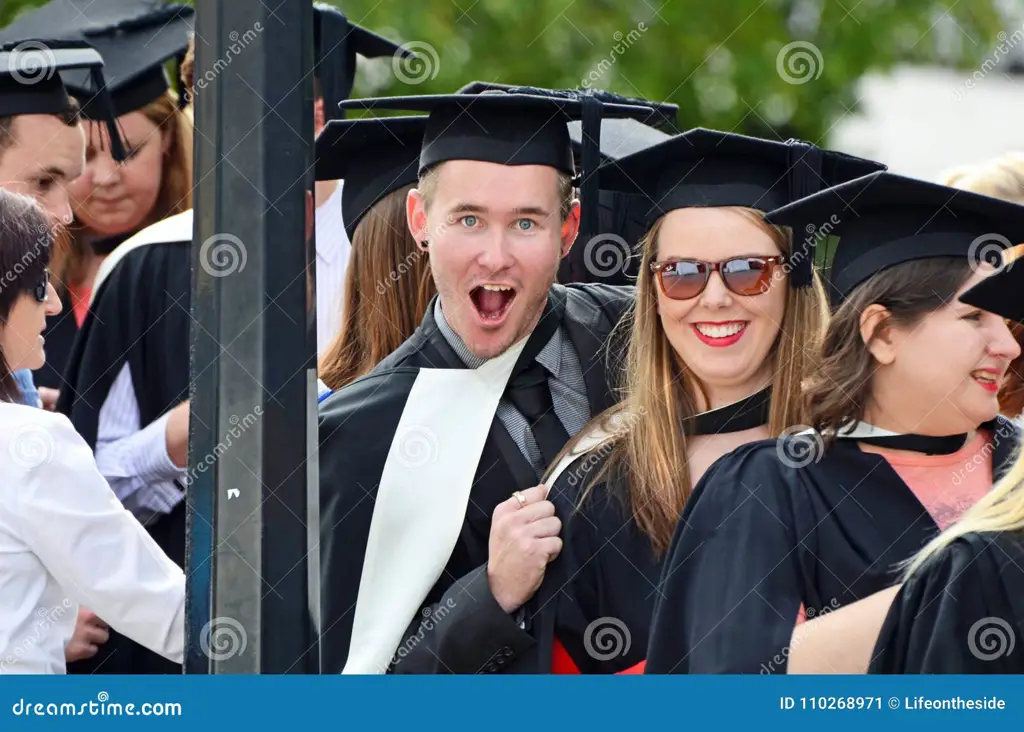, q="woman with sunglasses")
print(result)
[0,190,184,673]
[645,171,1024,674]
[870,260,1024,674]
[531,128,883,674]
